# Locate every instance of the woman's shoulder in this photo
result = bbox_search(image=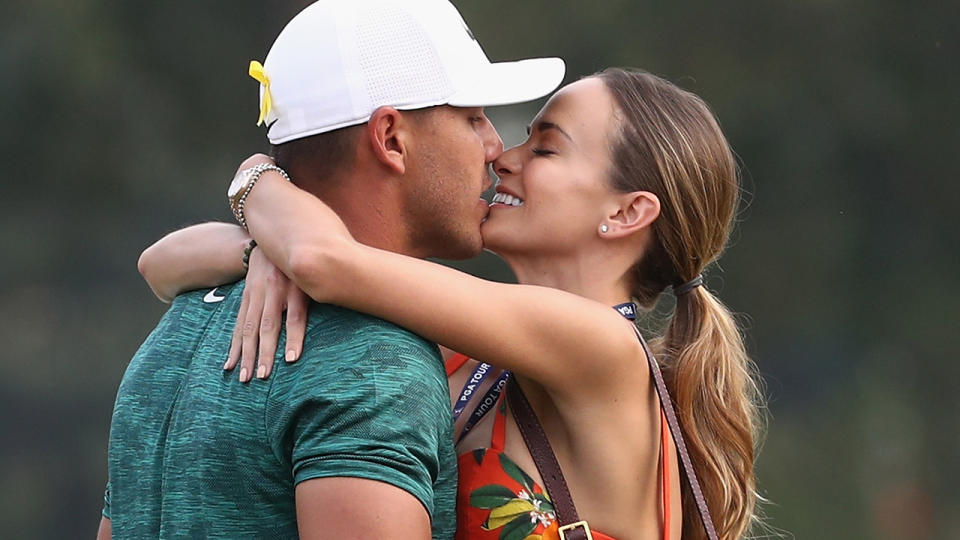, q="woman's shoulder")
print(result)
[546,318,653,401]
